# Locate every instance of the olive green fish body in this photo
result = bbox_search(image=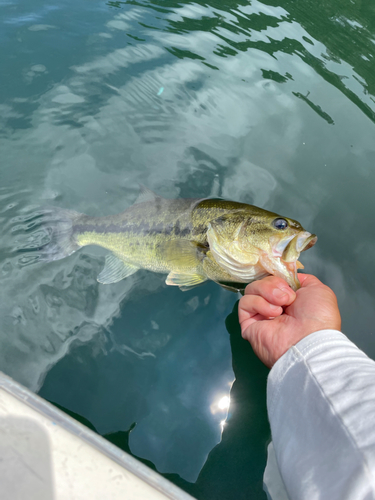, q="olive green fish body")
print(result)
[73,197,200,273]
[39,188,317,291]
